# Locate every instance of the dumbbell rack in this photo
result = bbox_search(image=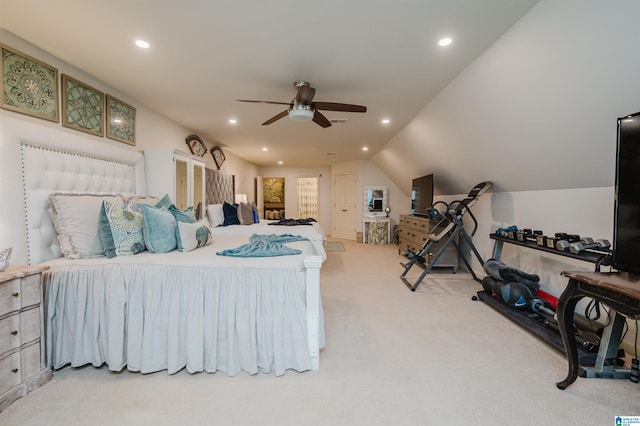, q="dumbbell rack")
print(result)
[477,233,612,358]
[489,233,612,272]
